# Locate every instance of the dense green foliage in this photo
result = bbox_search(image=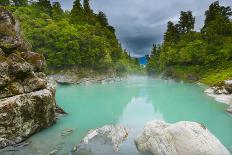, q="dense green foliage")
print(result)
[2,0,138,75]
[147,1,232,85]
